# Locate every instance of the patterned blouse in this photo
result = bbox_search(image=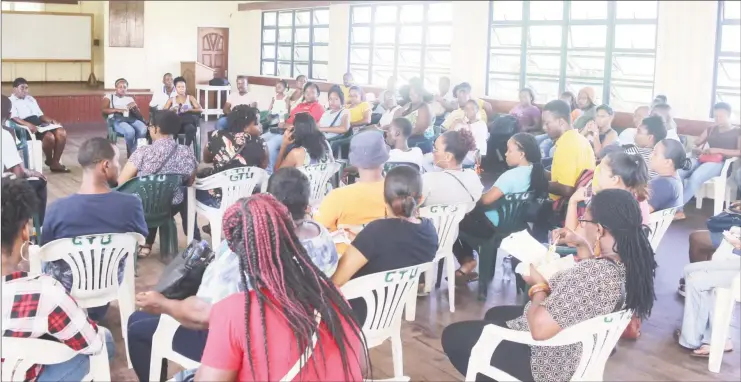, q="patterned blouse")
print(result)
[128,138,197,204]
[204,130,266,199]
[507,259,626,382]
